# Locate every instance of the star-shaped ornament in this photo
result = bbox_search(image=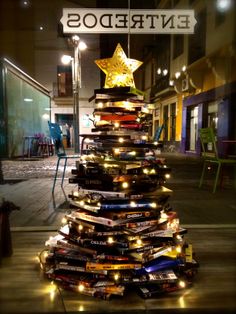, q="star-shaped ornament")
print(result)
[95,43,143,88]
